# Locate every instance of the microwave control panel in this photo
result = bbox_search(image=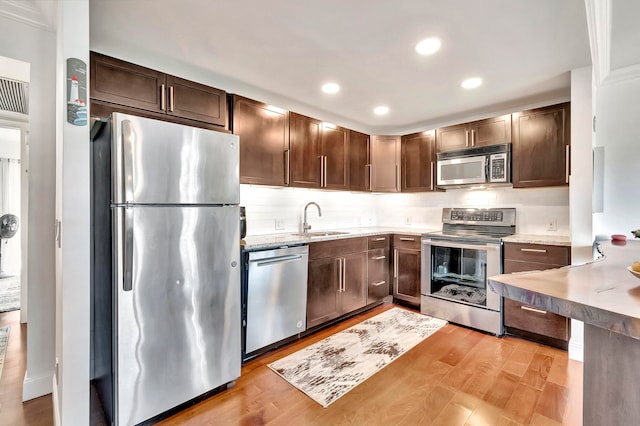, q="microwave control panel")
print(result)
[489,153,507,182]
